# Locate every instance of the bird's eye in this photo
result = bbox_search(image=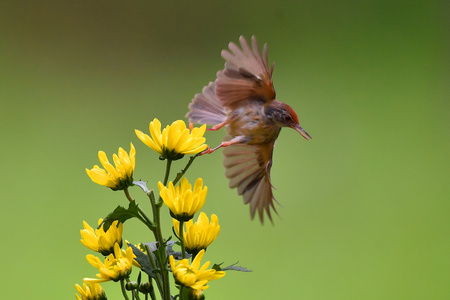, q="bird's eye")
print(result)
[284,115,292,122]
